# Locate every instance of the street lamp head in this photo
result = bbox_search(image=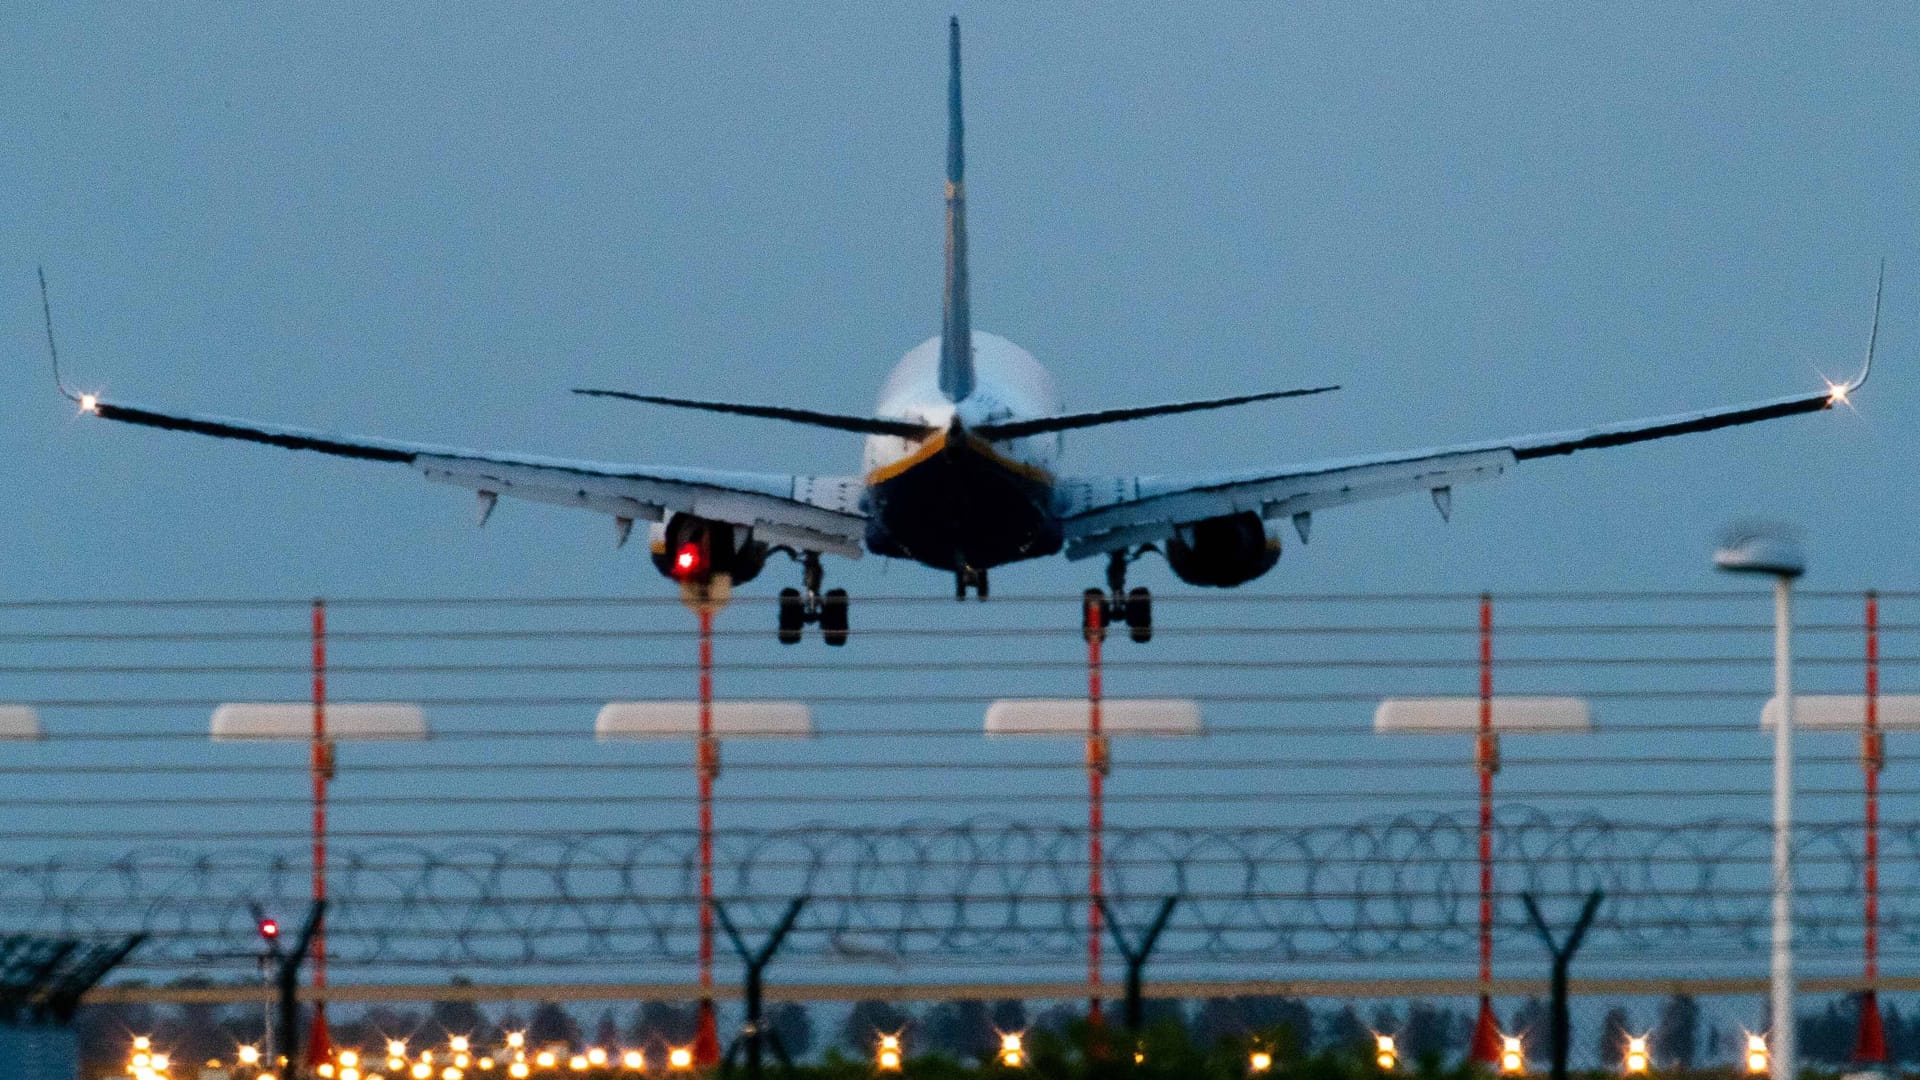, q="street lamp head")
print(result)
[1714,525,1805,579]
